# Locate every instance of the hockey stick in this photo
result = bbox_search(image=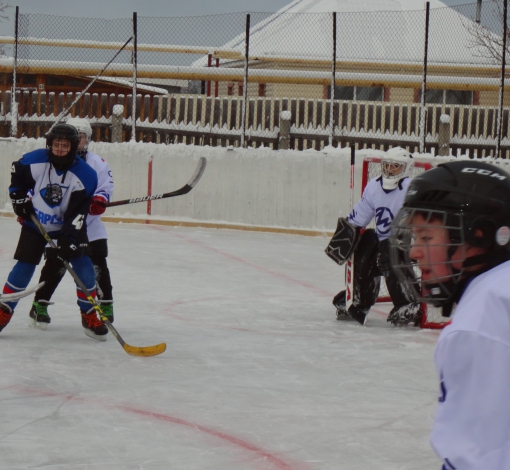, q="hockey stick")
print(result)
[0,282,44,302]
[106,157,207,208]
[48,36,133,132]
[29,214,166,357]
[345,146,356,312]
